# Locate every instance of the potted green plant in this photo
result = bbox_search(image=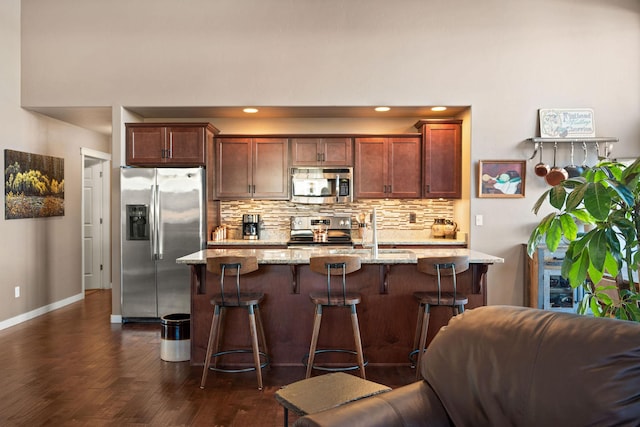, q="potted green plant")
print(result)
[527,157,640,321]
